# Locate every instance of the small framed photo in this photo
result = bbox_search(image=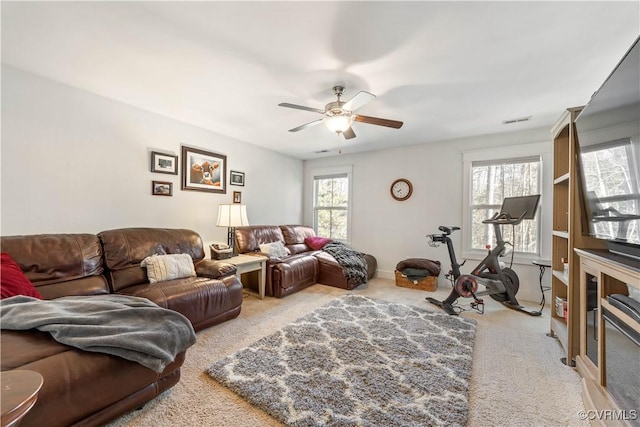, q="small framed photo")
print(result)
[230,170,245,186]
[233,191,242,204]
[152,181,173,196]
[151,151,178,175]
[181,145,226,193]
